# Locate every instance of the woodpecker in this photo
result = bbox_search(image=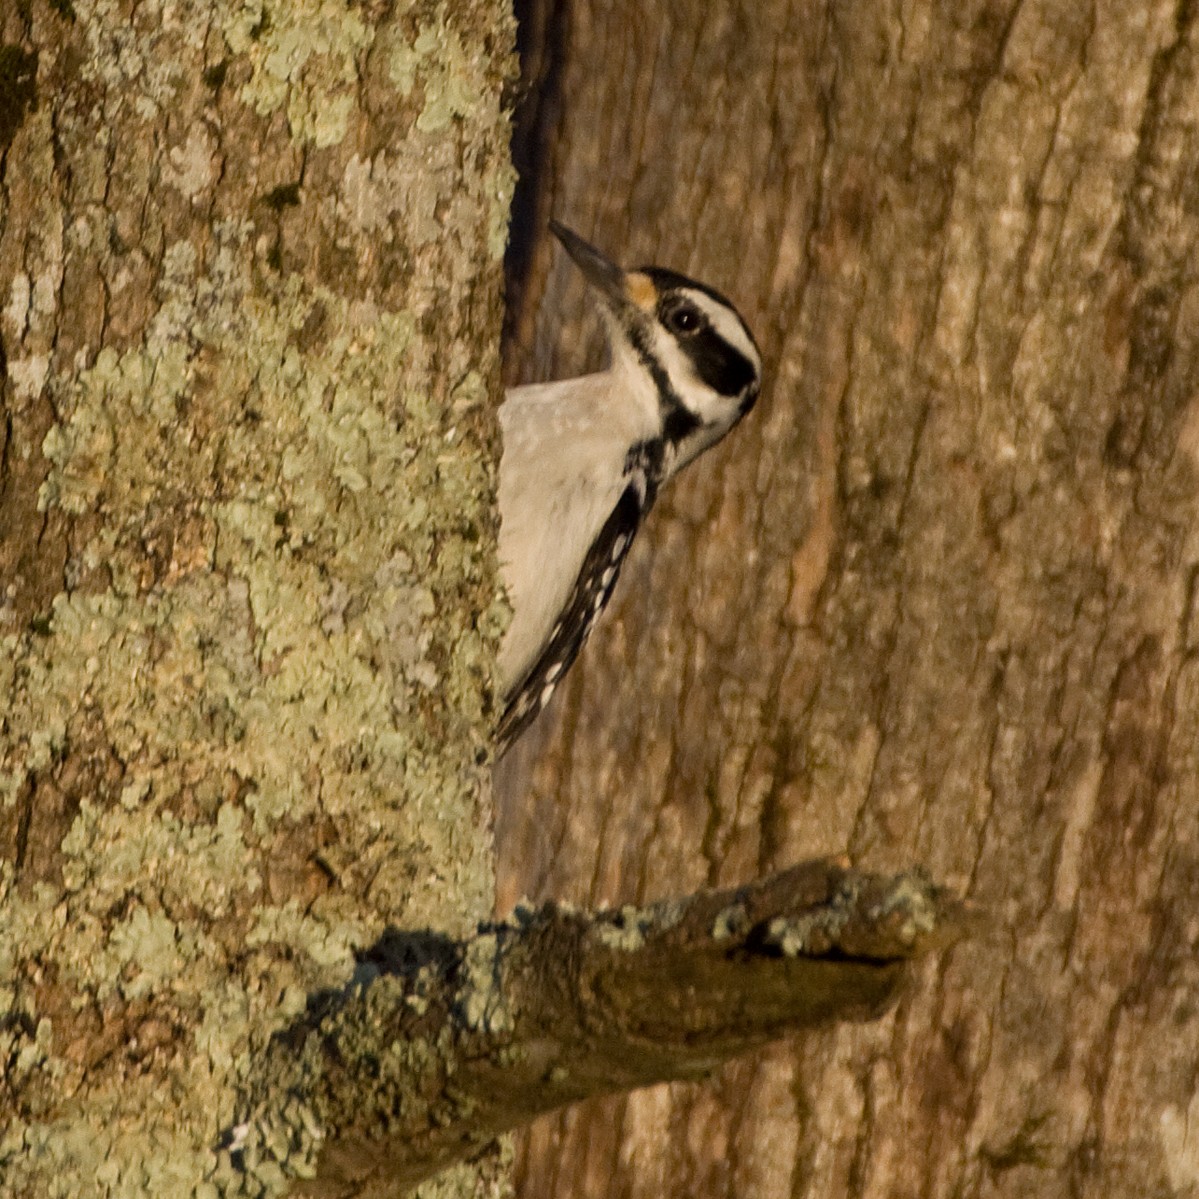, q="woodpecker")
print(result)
[496,222,761,750]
